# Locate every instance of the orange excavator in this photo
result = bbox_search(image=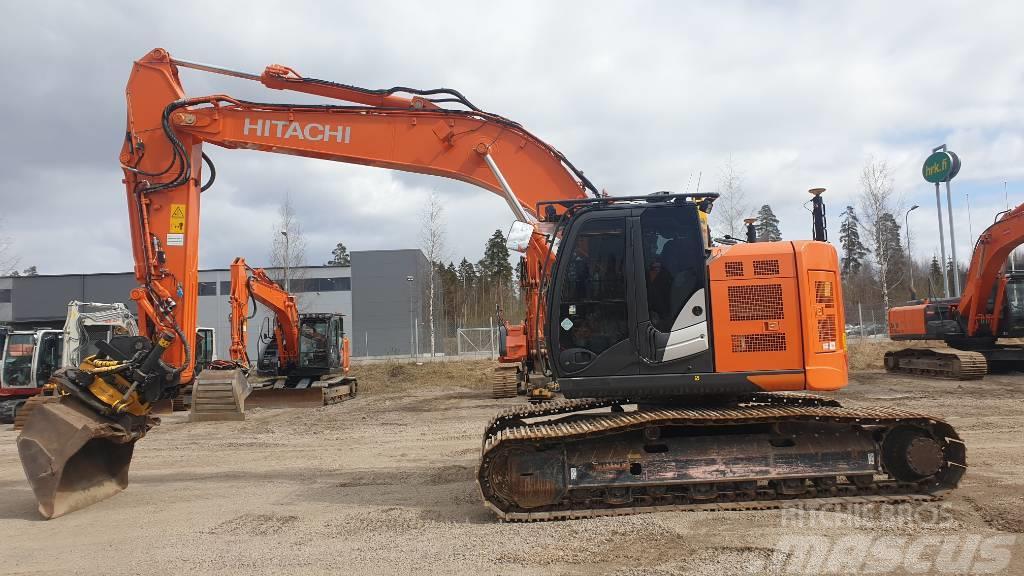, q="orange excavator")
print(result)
[195,256,354,415]
[17,48,966,520]
[886,203,1024,378]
